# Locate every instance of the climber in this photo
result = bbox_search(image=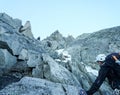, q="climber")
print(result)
[86,53,120,95]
